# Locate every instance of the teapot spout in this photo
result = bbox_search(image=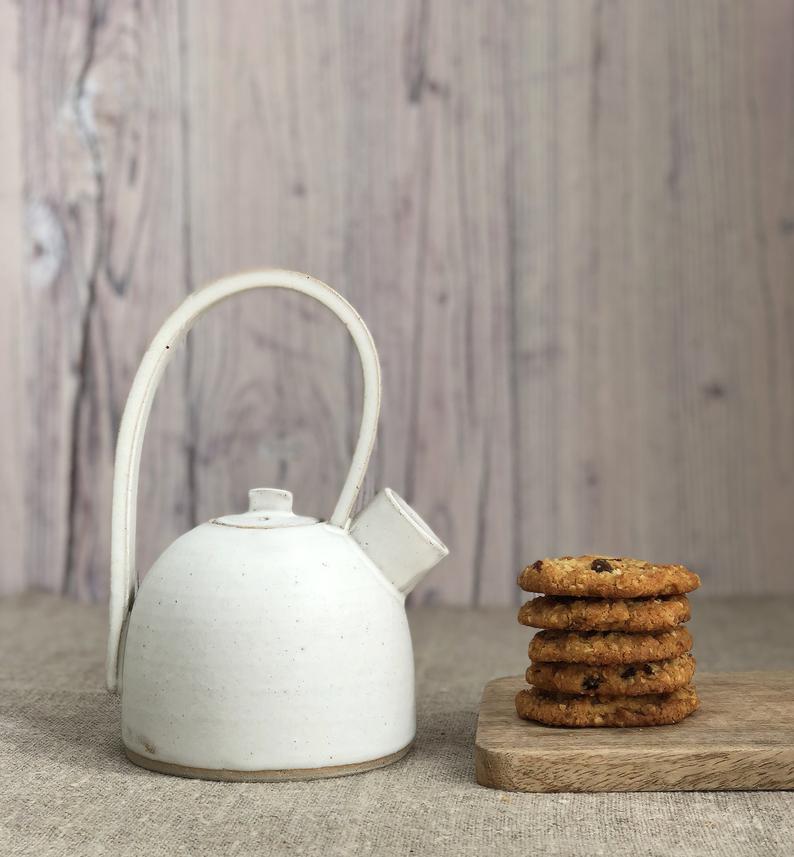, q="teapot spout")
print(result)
[350,489,448,596]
